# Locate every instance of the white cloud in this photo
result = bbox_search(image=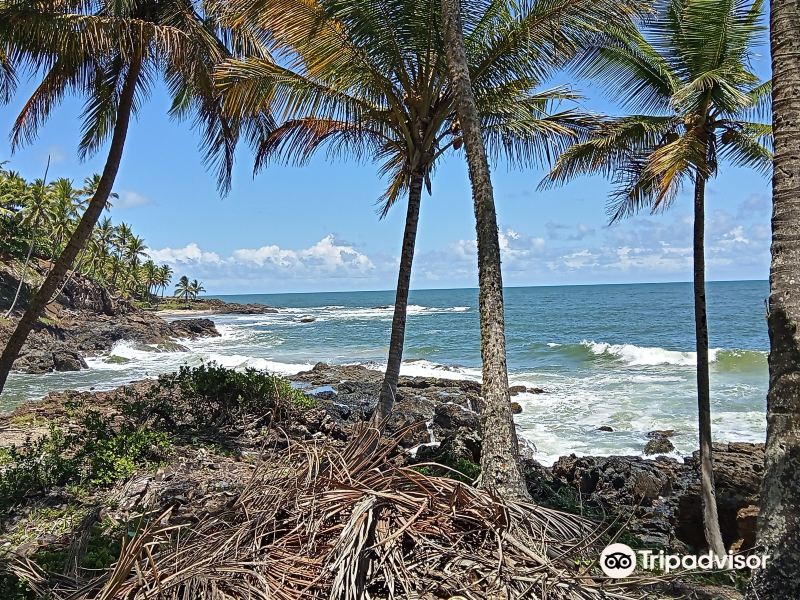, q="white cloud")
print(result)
[148,235,374,284]
[117,190,151,209]
[148,243,222,265]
